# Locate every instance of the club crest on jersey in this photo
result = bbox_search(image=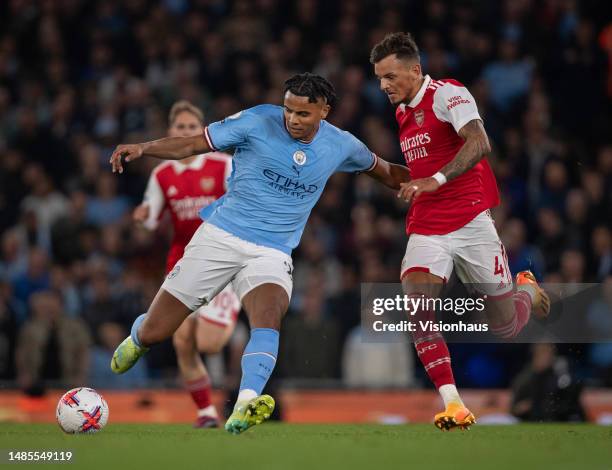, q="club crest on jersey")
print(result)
[200,177,215,192]
[414,109,425,127]
[293,150,307,166]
